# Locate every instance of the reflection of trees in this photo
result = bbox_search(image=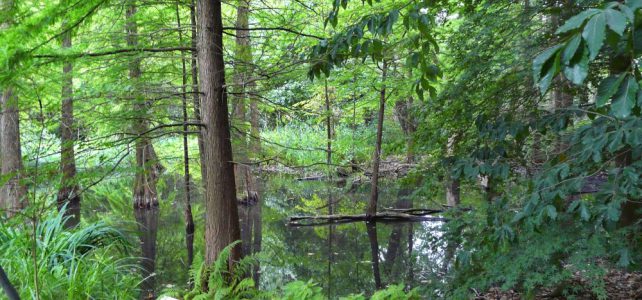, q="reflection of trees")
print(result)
[240,193,262,287]
[260,176,441,297]
[383,187,414,280]
[135,208,159,300]
[366,222,382,290]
